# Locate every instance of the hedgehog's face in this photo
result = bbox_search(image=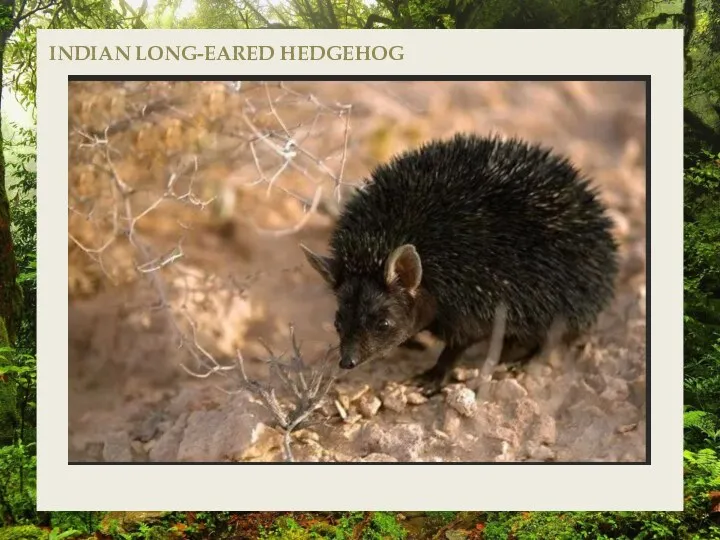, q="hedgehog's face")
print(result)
[300,243,424,370]
[334,278,416,369]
